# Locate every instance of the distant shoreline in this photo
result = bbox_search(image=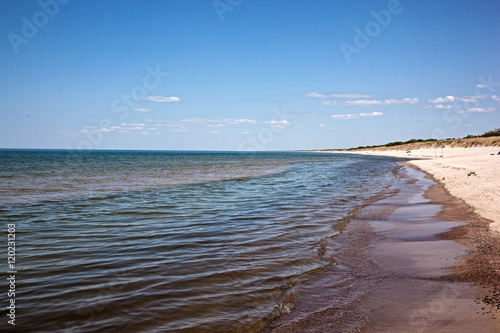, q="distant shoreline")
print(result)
[309,135,500,153]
